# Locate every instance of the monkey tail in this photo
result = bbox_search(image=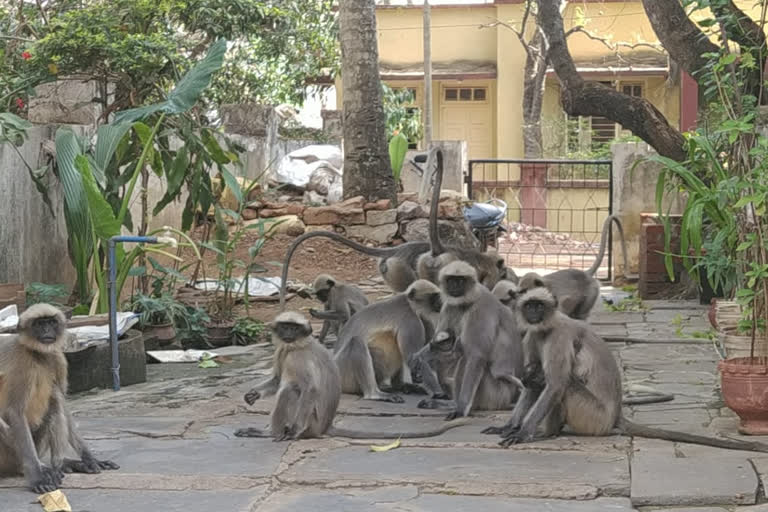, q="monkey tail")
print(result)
[327,417,469,439]
[620,419,768,453]
[622,384,674,405]
[428,149,445,257]
[586,215,629,278]
[279,231,399,309]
